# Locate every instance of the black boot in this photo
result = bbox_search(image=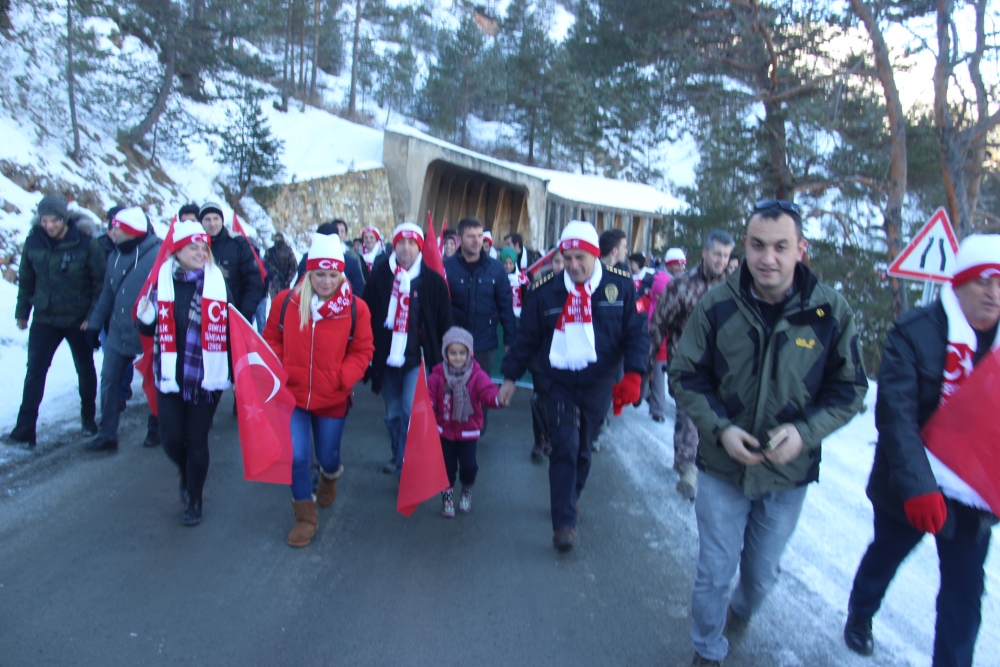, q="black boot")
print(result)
[84,436,118,452]
[844,612,874,656]
[82,416,98,436]
[143,428,160,448]
[1,431,36,449]
[181,498,202,526]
